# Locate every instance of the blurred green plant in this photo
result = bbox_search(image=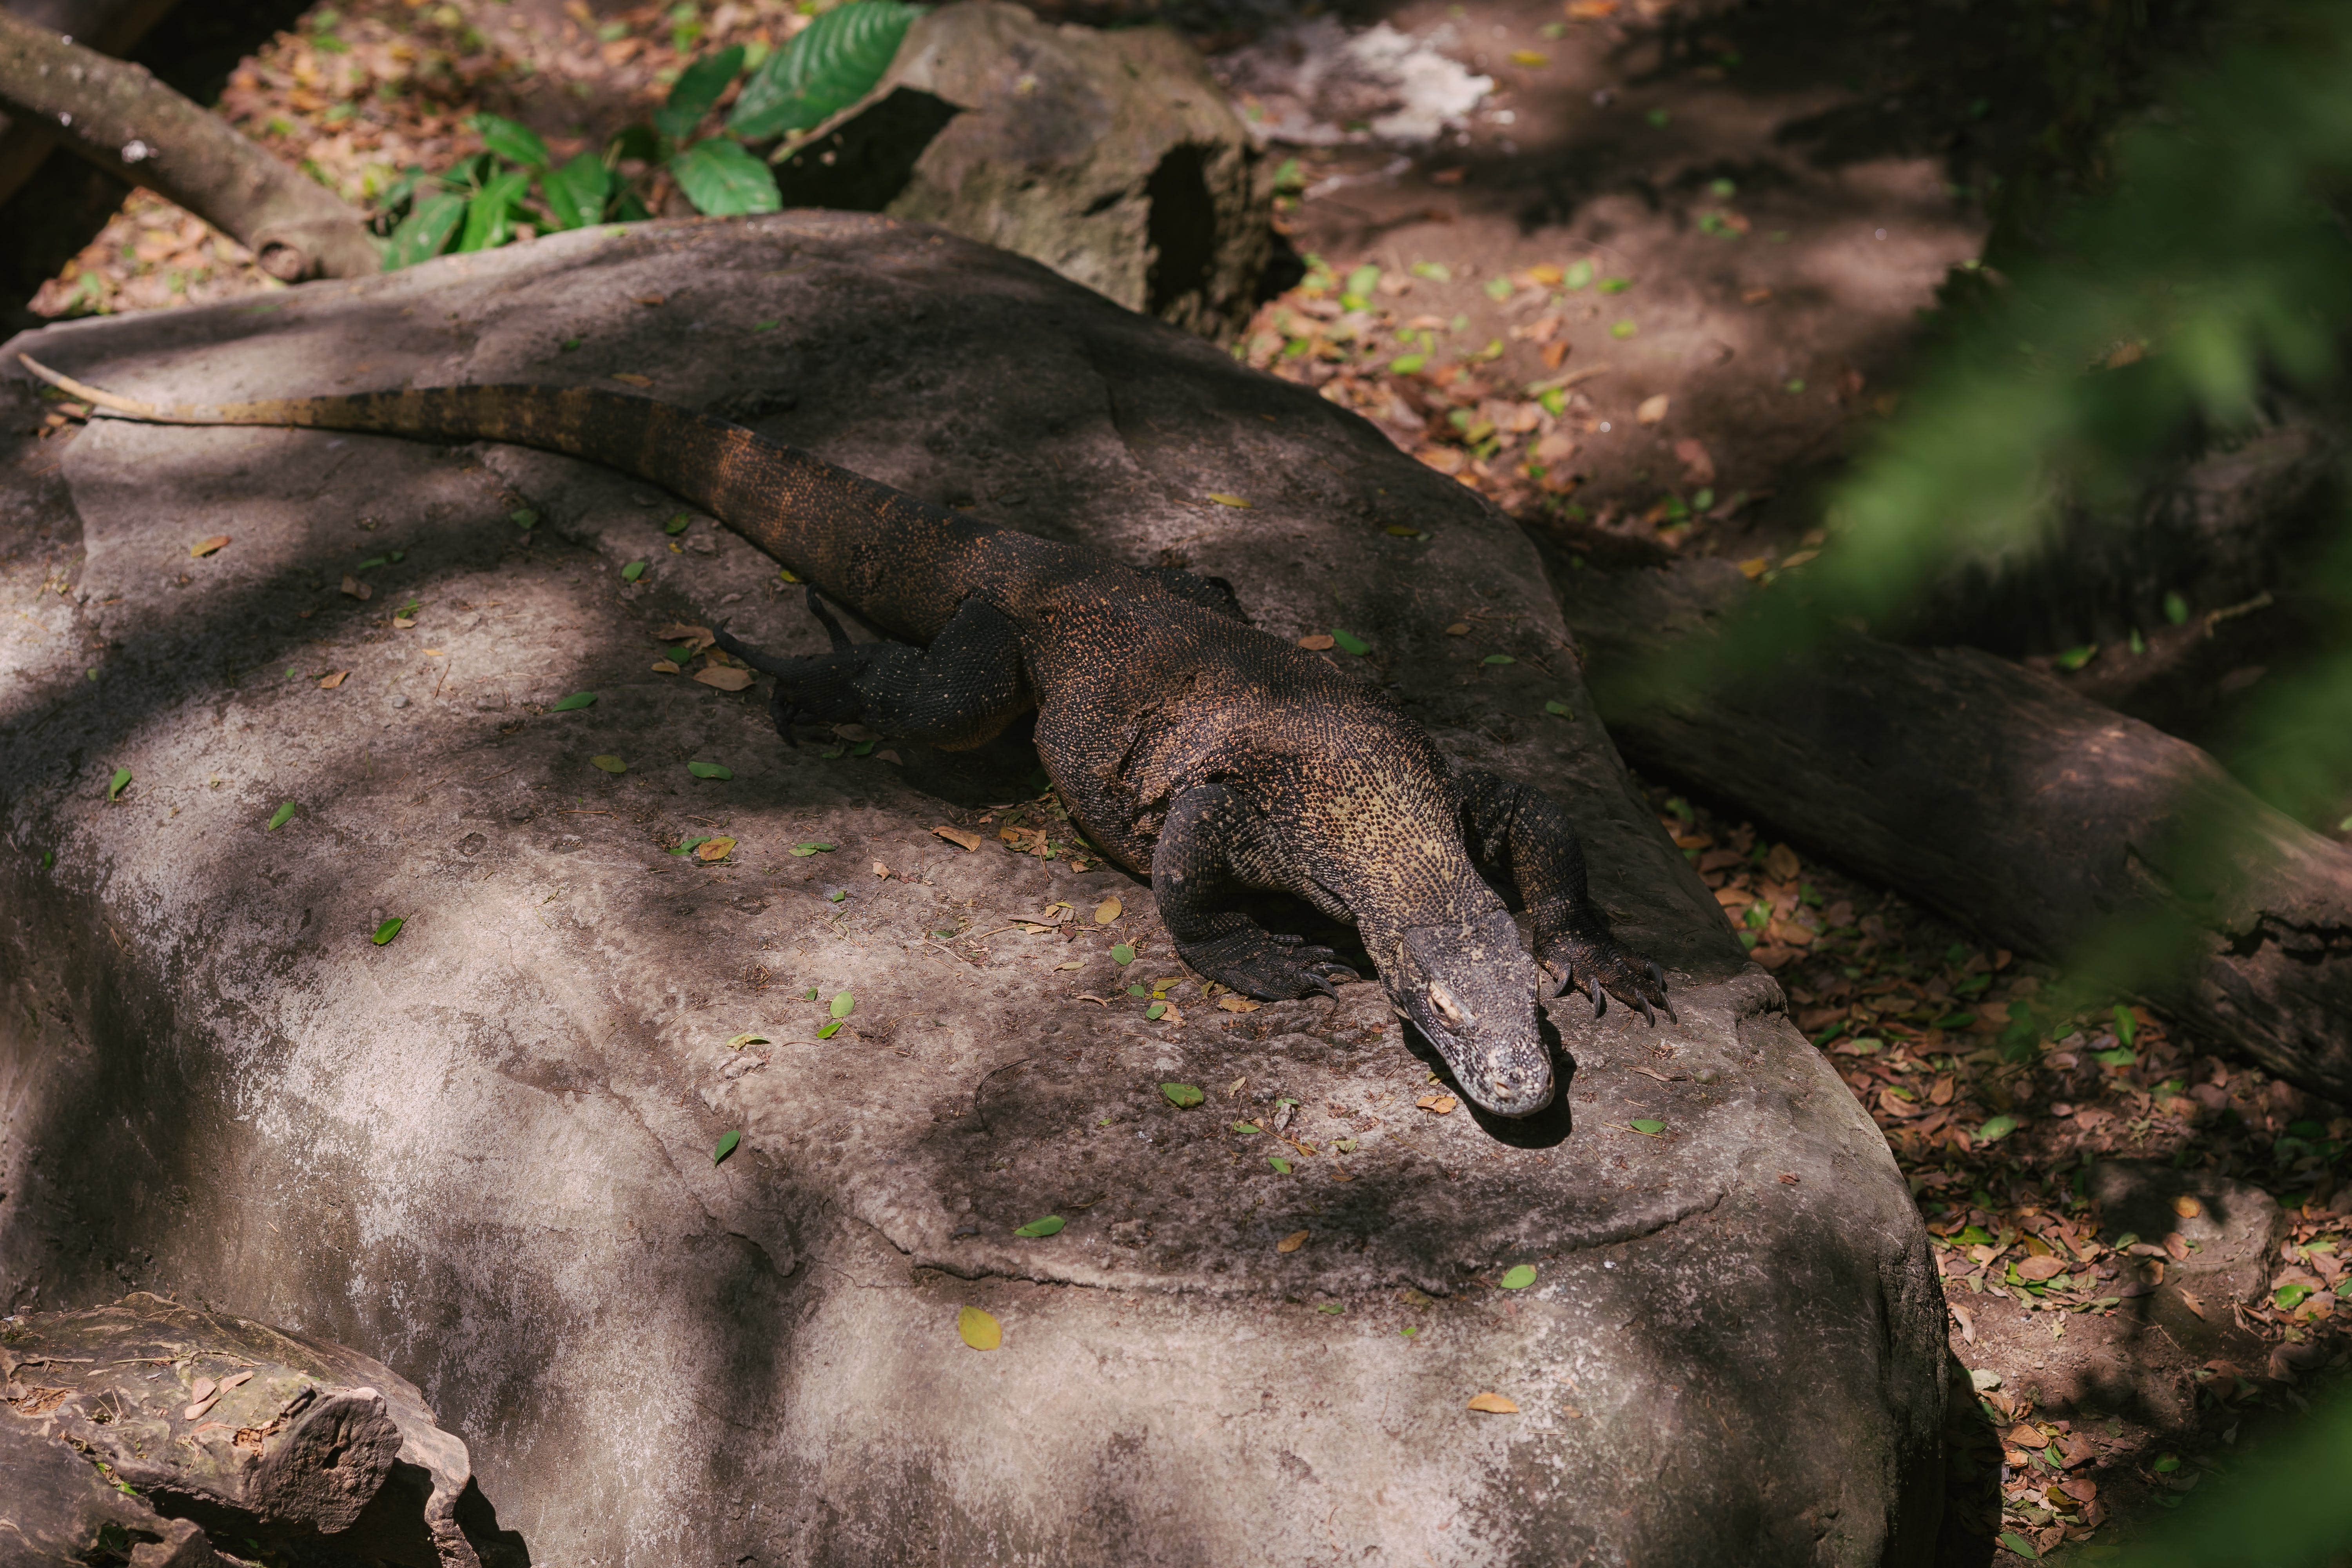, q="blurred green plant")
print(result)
[374,0,922,269]
[2099,1390,2352,1565]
